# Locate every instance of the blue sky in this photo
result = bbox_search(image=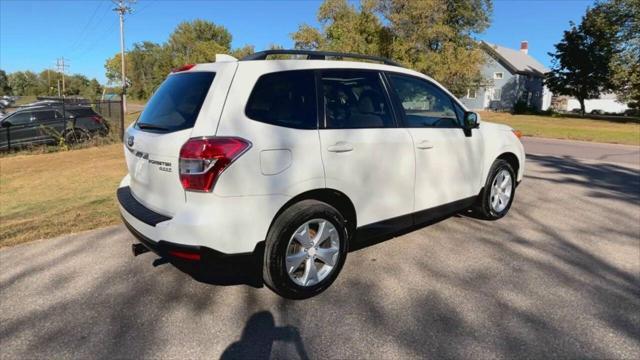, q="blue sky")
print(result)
[0,0,594,84]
